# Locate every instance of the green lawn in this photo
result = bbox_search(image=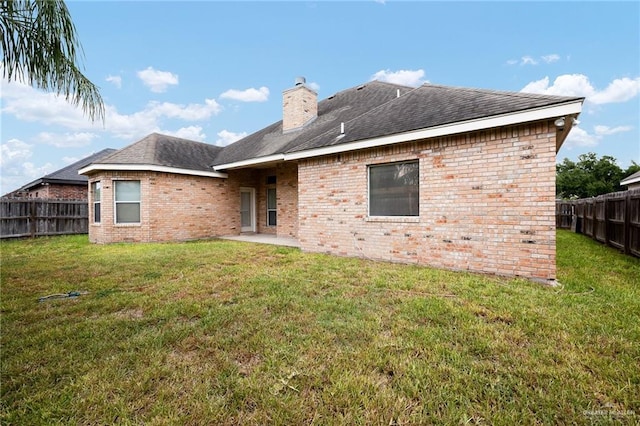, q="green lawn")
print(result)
[1,231,638,425]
